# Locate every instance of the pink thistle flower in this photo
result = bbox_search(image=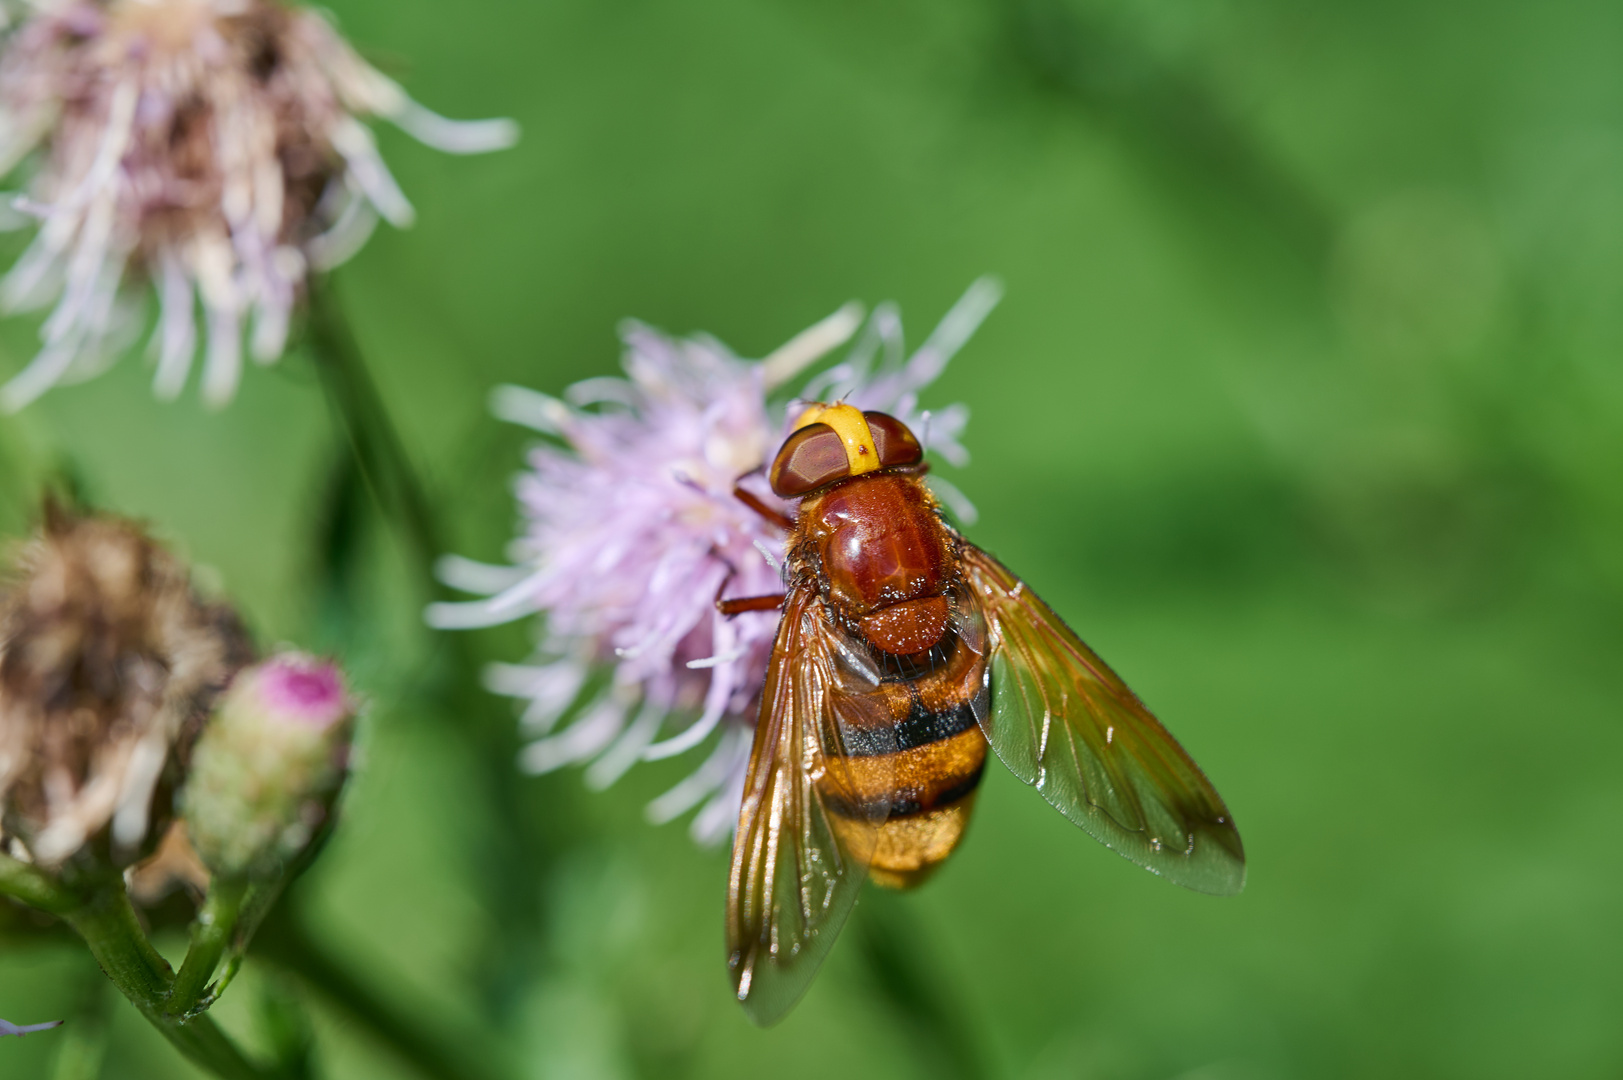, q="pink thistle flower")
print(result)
[428,279,1001,844]
[0,0,517,411]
